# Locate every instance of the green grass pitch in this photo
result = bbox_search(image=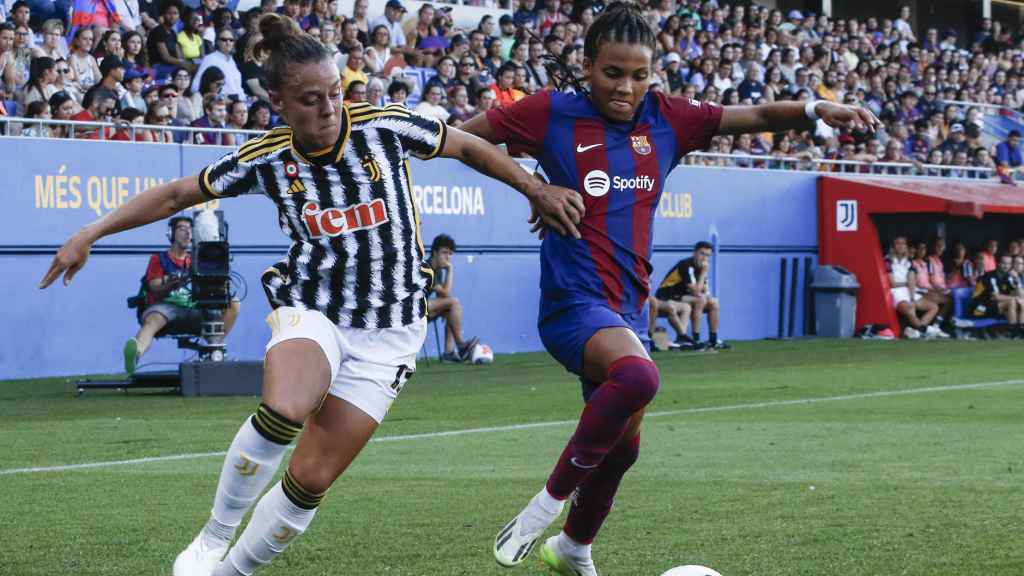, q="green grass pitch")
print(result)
[1,339,1022,575]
